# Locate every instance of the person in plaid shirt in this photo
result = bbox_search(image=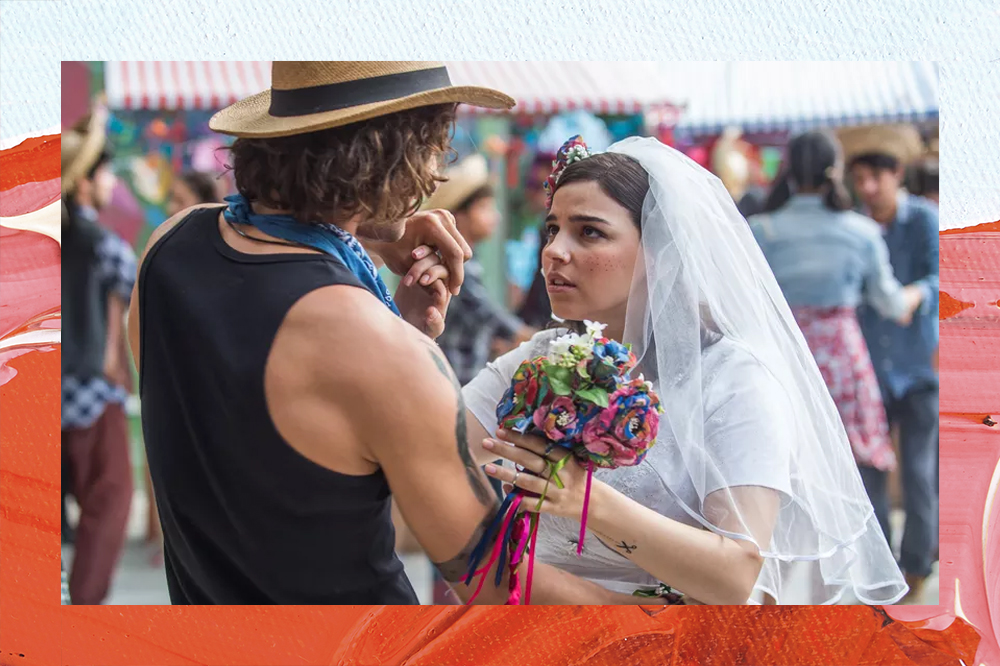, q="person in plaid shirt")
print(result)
[61,107,137,605]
